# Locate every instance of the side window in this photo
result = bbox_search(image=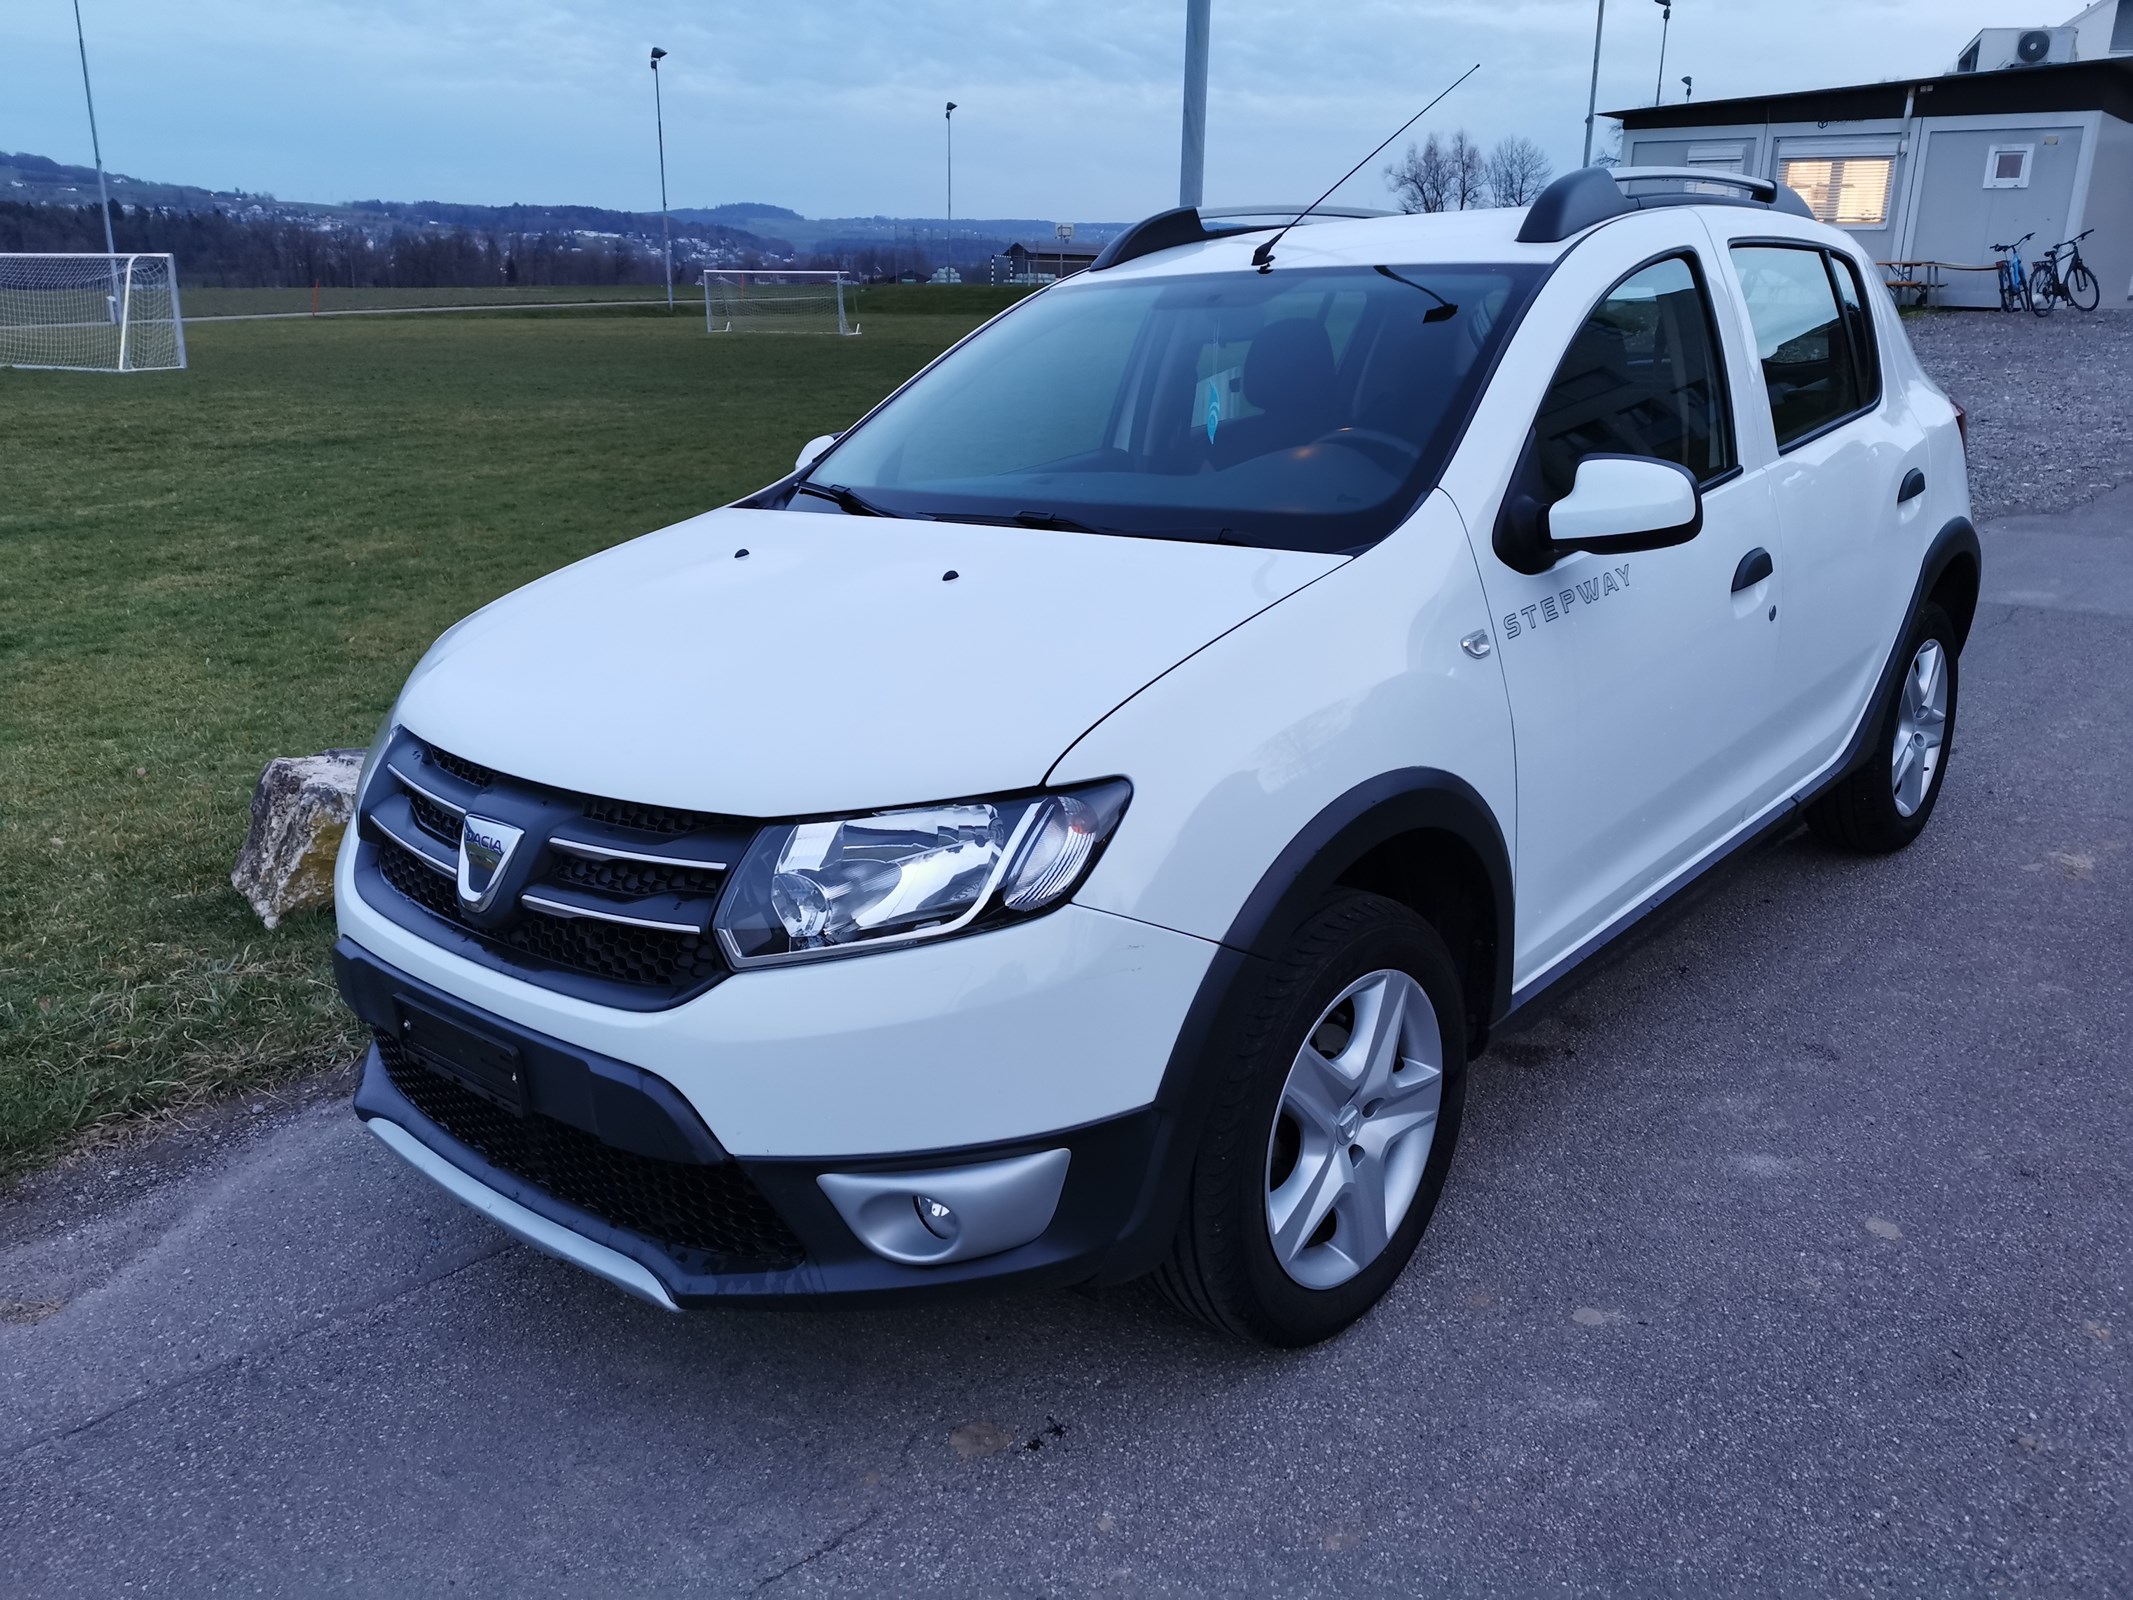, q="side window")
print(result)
[1827,252,1881,410]
[1729,245,1874,449]
[1530,254,1735,500]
